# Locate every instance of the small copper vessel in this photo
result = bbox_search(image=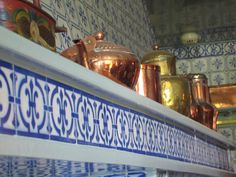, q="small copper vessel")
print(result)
[161,75,191,116]
[61,32,140,89]
[141,44,176,76]
[135,64,162,103]
[188,74,218,129]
